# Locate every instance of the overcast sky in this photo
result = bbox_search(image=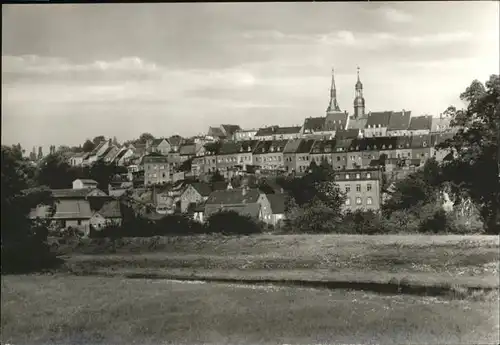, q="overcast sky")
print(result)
[2,2,499,150]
